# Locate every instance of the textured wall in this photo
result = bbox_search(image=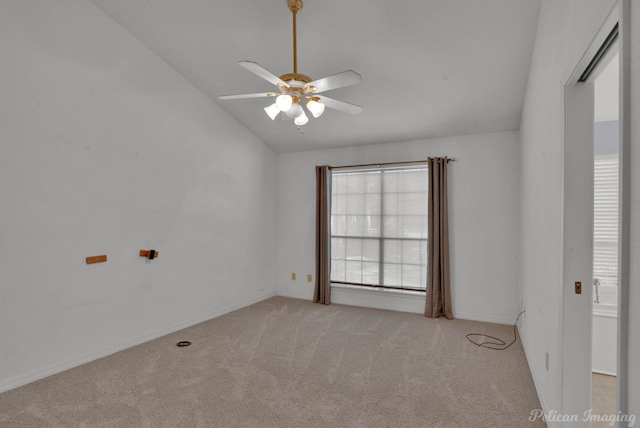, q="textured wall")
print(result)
[0,0,277,392]
[276,131,521,324]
